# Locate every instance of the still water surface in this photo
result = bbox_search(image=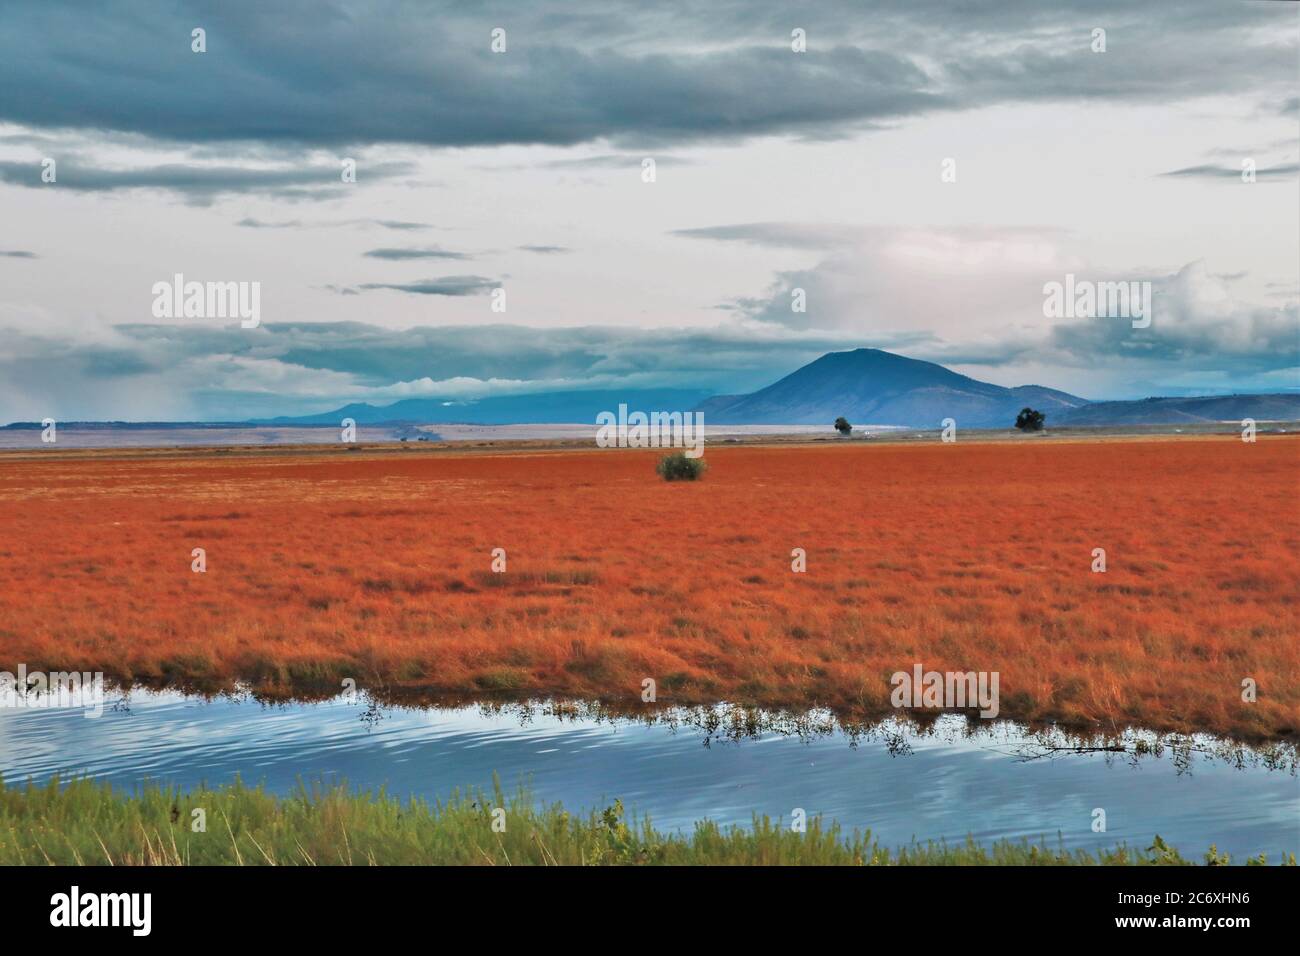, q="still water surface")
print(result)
[0,691,1294,860]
